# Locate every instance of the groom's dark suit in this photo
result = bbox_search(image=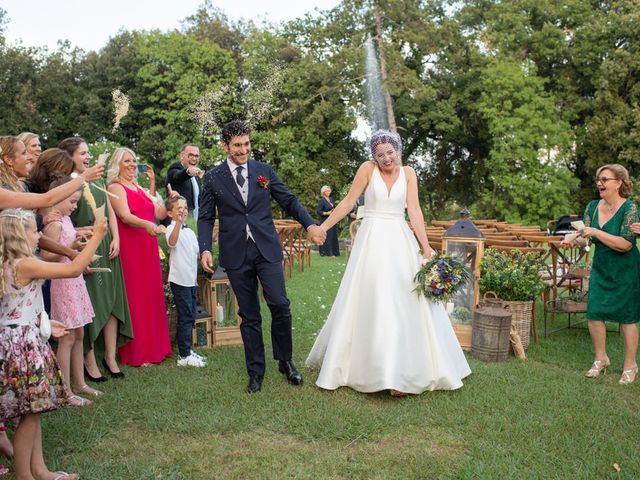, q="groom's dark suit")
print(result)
[198,159,315,379]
